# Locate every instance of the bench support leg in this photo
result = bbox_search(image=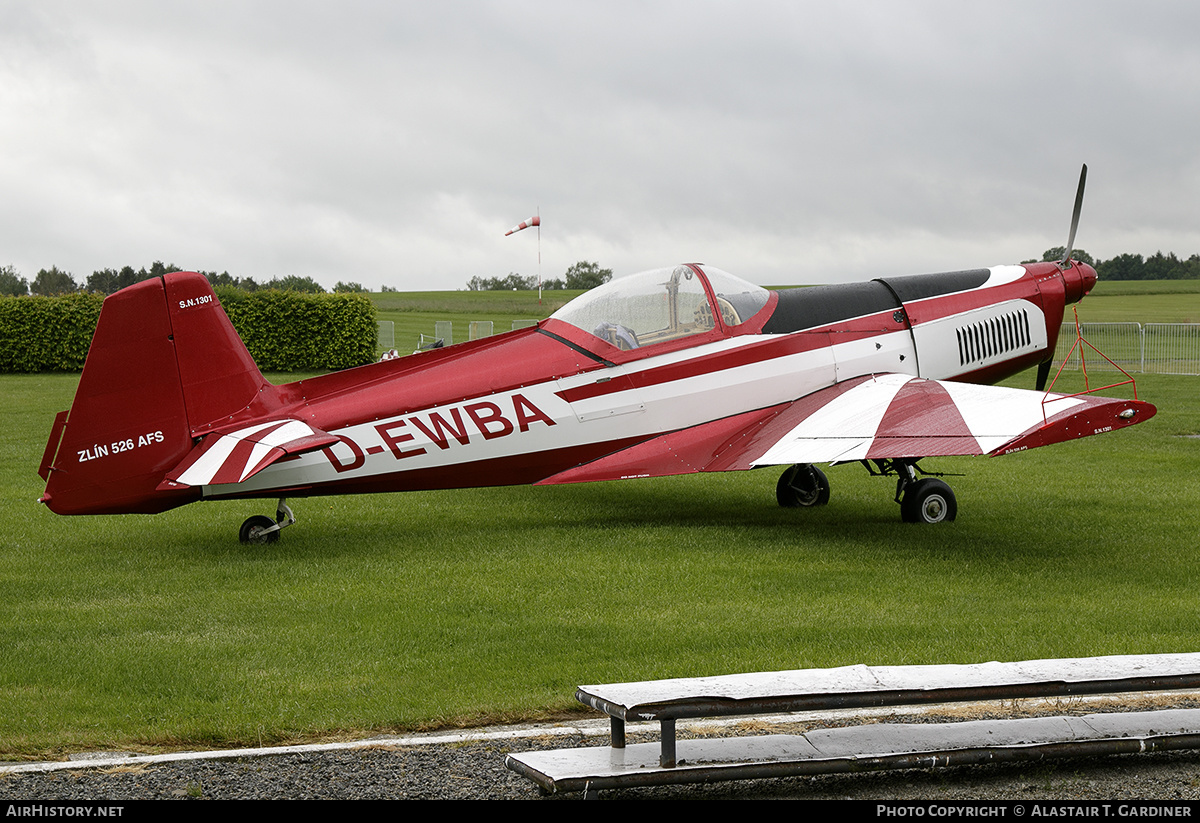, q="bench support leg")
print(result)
[660,718,676,768]
[610,716,625,749]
